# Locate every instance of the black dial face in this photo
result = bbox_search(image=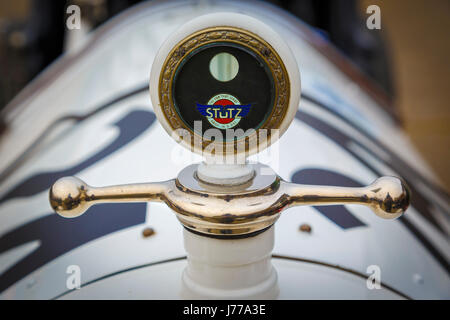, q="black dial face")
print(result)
[172,42,275,141]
